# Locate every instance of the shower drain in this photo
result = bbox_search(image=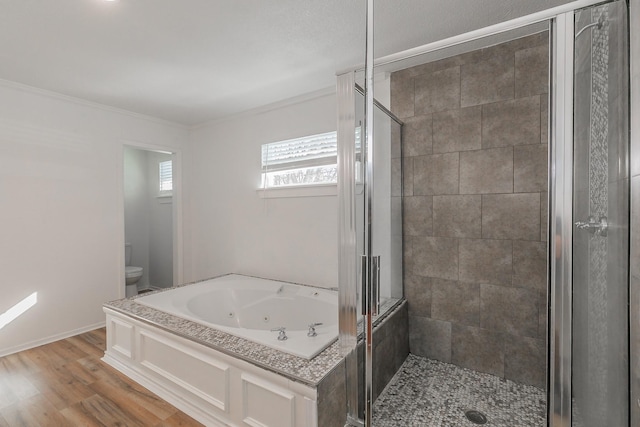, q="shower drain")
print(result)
[465,410,488,425]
